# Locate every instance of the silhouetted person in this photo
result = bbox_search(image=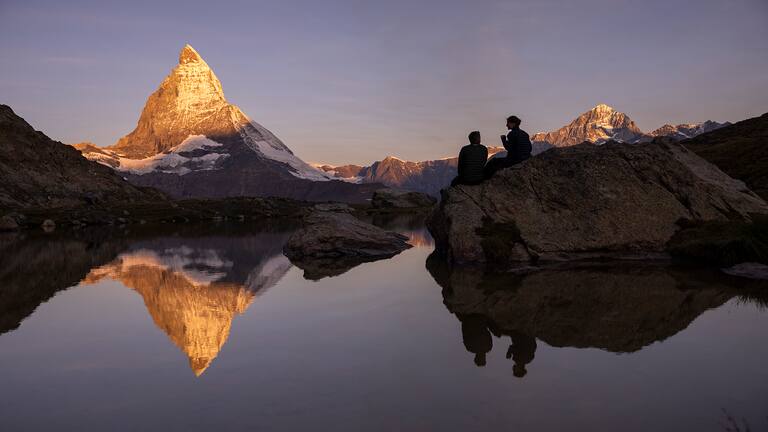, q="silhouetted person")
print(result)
[506,330,537,378]
[484,115,532,178]
[460,314,493,367]
[451,131,488,187]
